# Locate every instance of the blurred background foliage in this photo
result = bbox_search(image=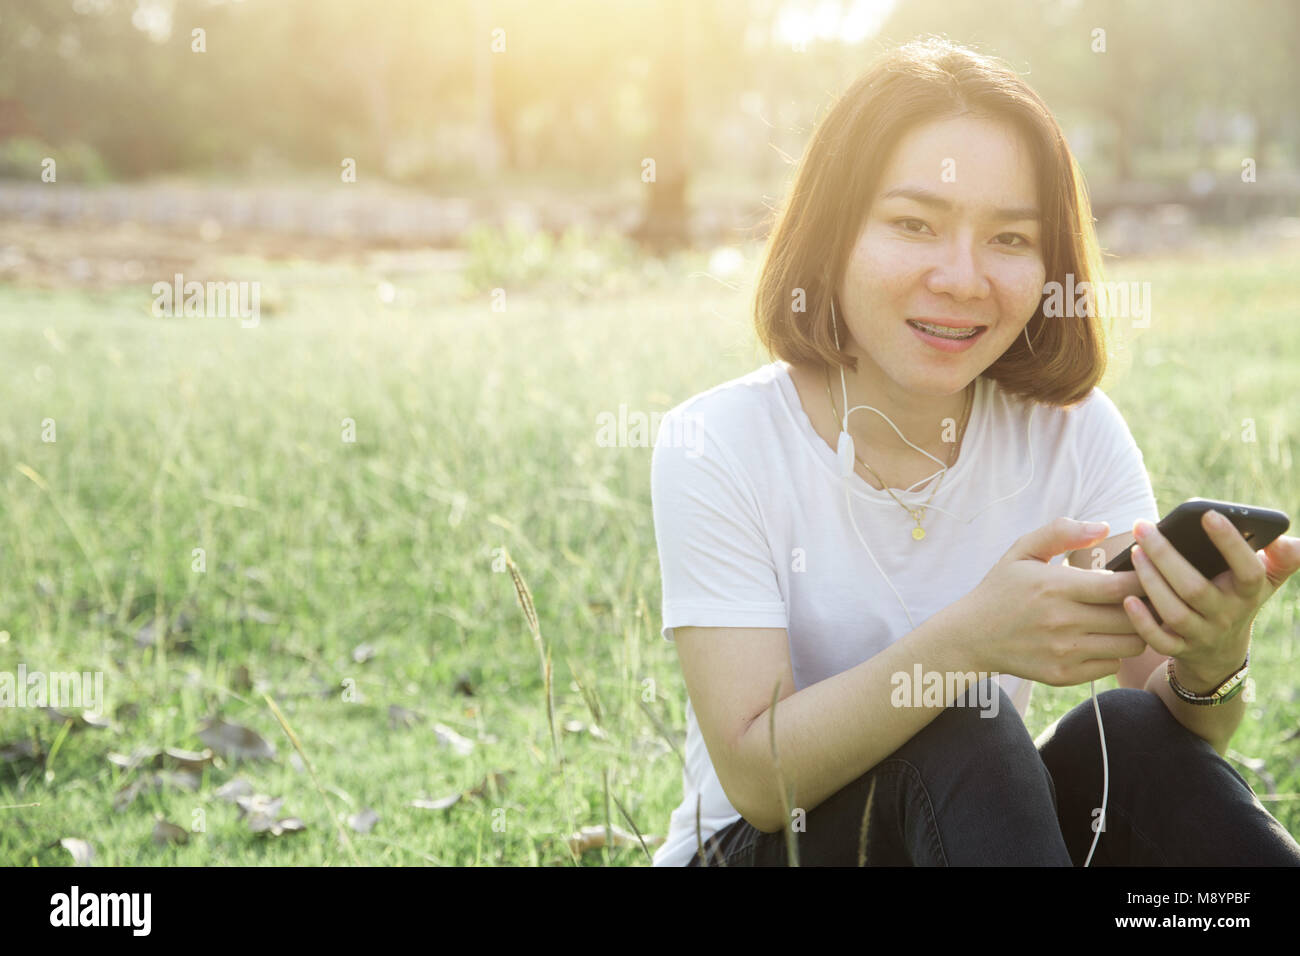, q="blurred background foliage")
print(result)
[1,0,1296,189]
[2,0,1299,867]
